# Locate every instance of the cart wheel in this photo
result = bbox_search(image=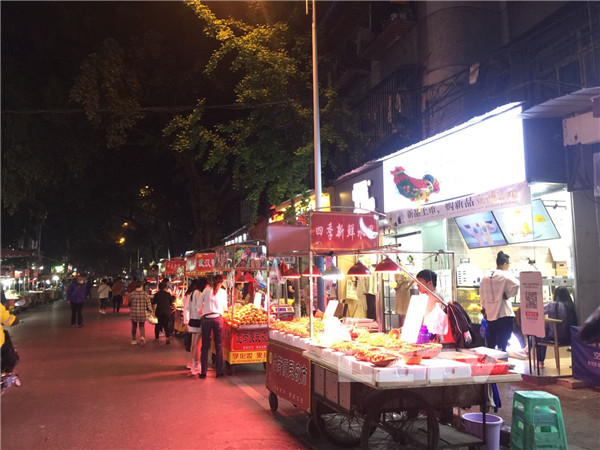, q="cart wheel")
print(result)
[306,414,320,439]
[268,392,278,412]
[361,390,439,450]
[313,398,363,448]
